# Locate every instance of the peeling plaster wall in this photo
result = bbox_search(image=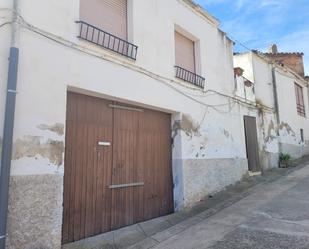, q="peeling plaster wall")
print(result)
[234,52,309,163]
[12,135,64,166]
[171,99,260,205]
[234,53,281,170]
[257,112,280,170]
[275,68,309,158]
[2,0,252,247]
